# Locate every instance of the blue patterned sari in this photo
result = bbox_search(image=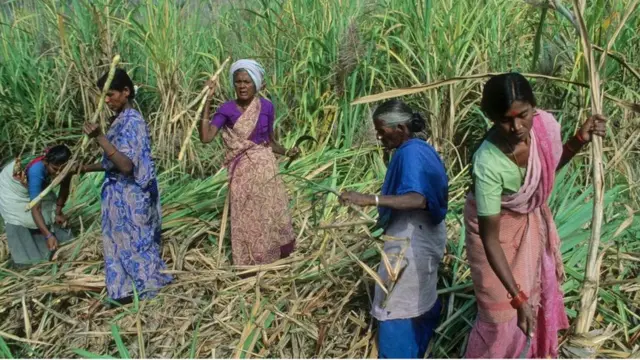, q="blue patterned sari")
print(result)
[101,108,172,300]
